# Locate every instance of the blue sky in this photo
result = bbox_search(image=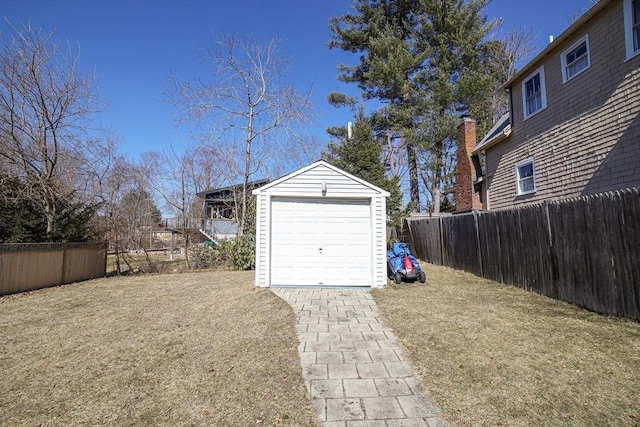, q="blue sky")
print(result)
[1,0,594,161]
